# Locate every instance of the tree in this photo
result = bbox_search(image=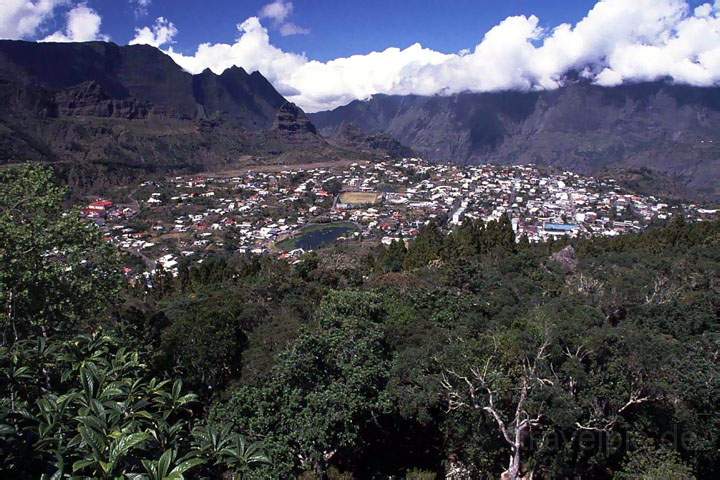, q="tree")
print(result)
[0,168,270,476]
[405,222,444,270]
[0,165,121,342]
[473,215,515,255]
[441,319,553,480]
[380,239,407,272]
[158,299,247,391]
[191,424,269,479]
[138,449,206,480]
[614,442,696,480]
[443,220,480,259]
[214,291,392,478]
[322,179,343,196]
[443,216,516,263]
[1,332,197,478]
[567,327,676,434]
[216,434,270,478]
